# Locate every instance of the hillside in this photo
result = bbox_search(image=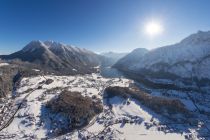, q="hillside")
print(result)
[114,31,210,89]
